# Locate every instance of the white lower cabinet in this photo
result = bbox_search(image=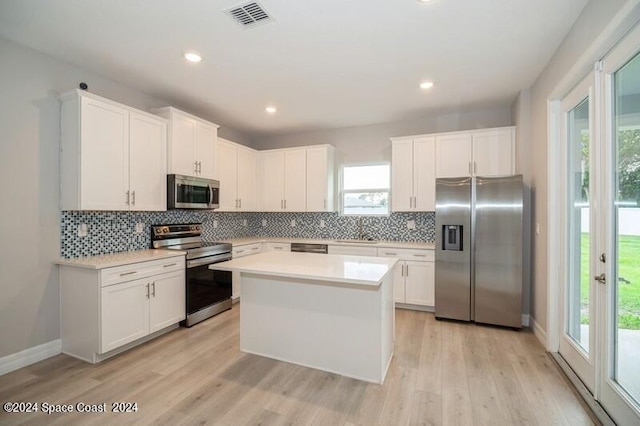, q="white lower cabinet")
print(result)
[231,243,263,301]
[60,256,185,363]
[377,248,435,308]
